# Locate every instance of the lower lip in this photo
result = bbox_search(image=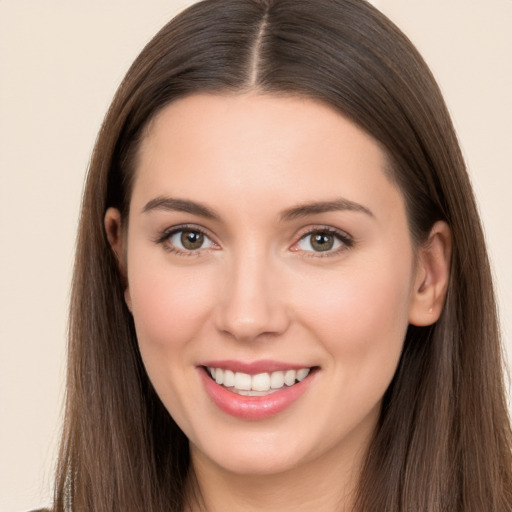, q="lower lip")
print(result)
[199,368,315,420]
